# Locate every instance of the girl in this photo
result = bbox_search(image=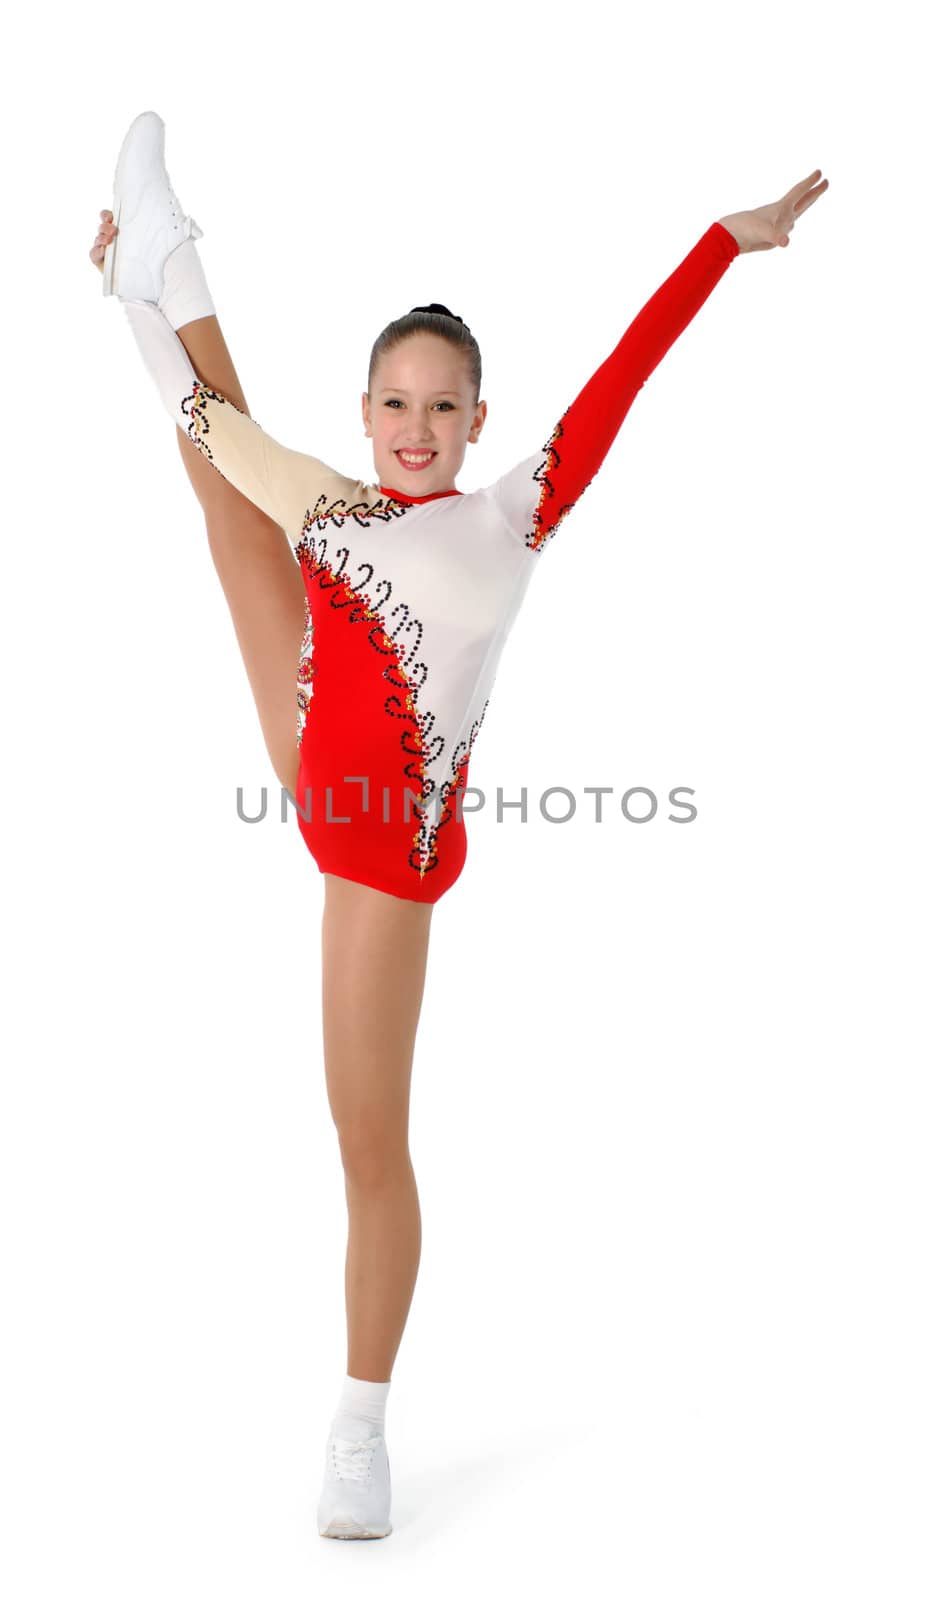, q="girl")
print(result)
[89,111,827,1538]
